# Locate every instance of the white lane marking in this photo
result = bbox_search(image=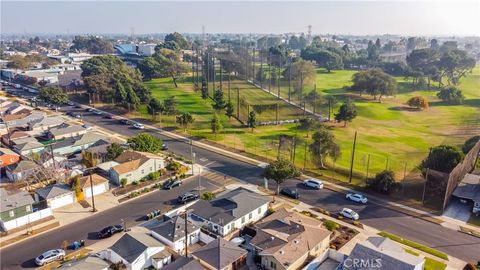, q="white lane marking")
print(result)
[204,161,216,167]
